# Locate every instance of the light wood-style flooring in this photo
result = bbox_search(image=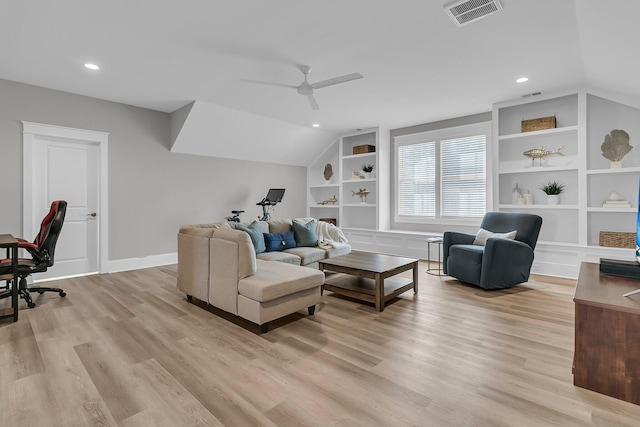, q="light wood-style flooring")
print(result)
[1,262,640,426]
